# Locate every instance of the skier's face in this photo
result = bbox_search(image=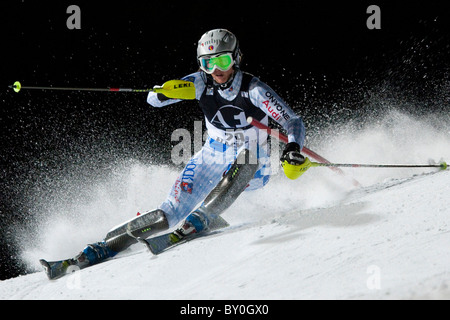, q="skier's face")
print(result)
[211,67,234,84]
